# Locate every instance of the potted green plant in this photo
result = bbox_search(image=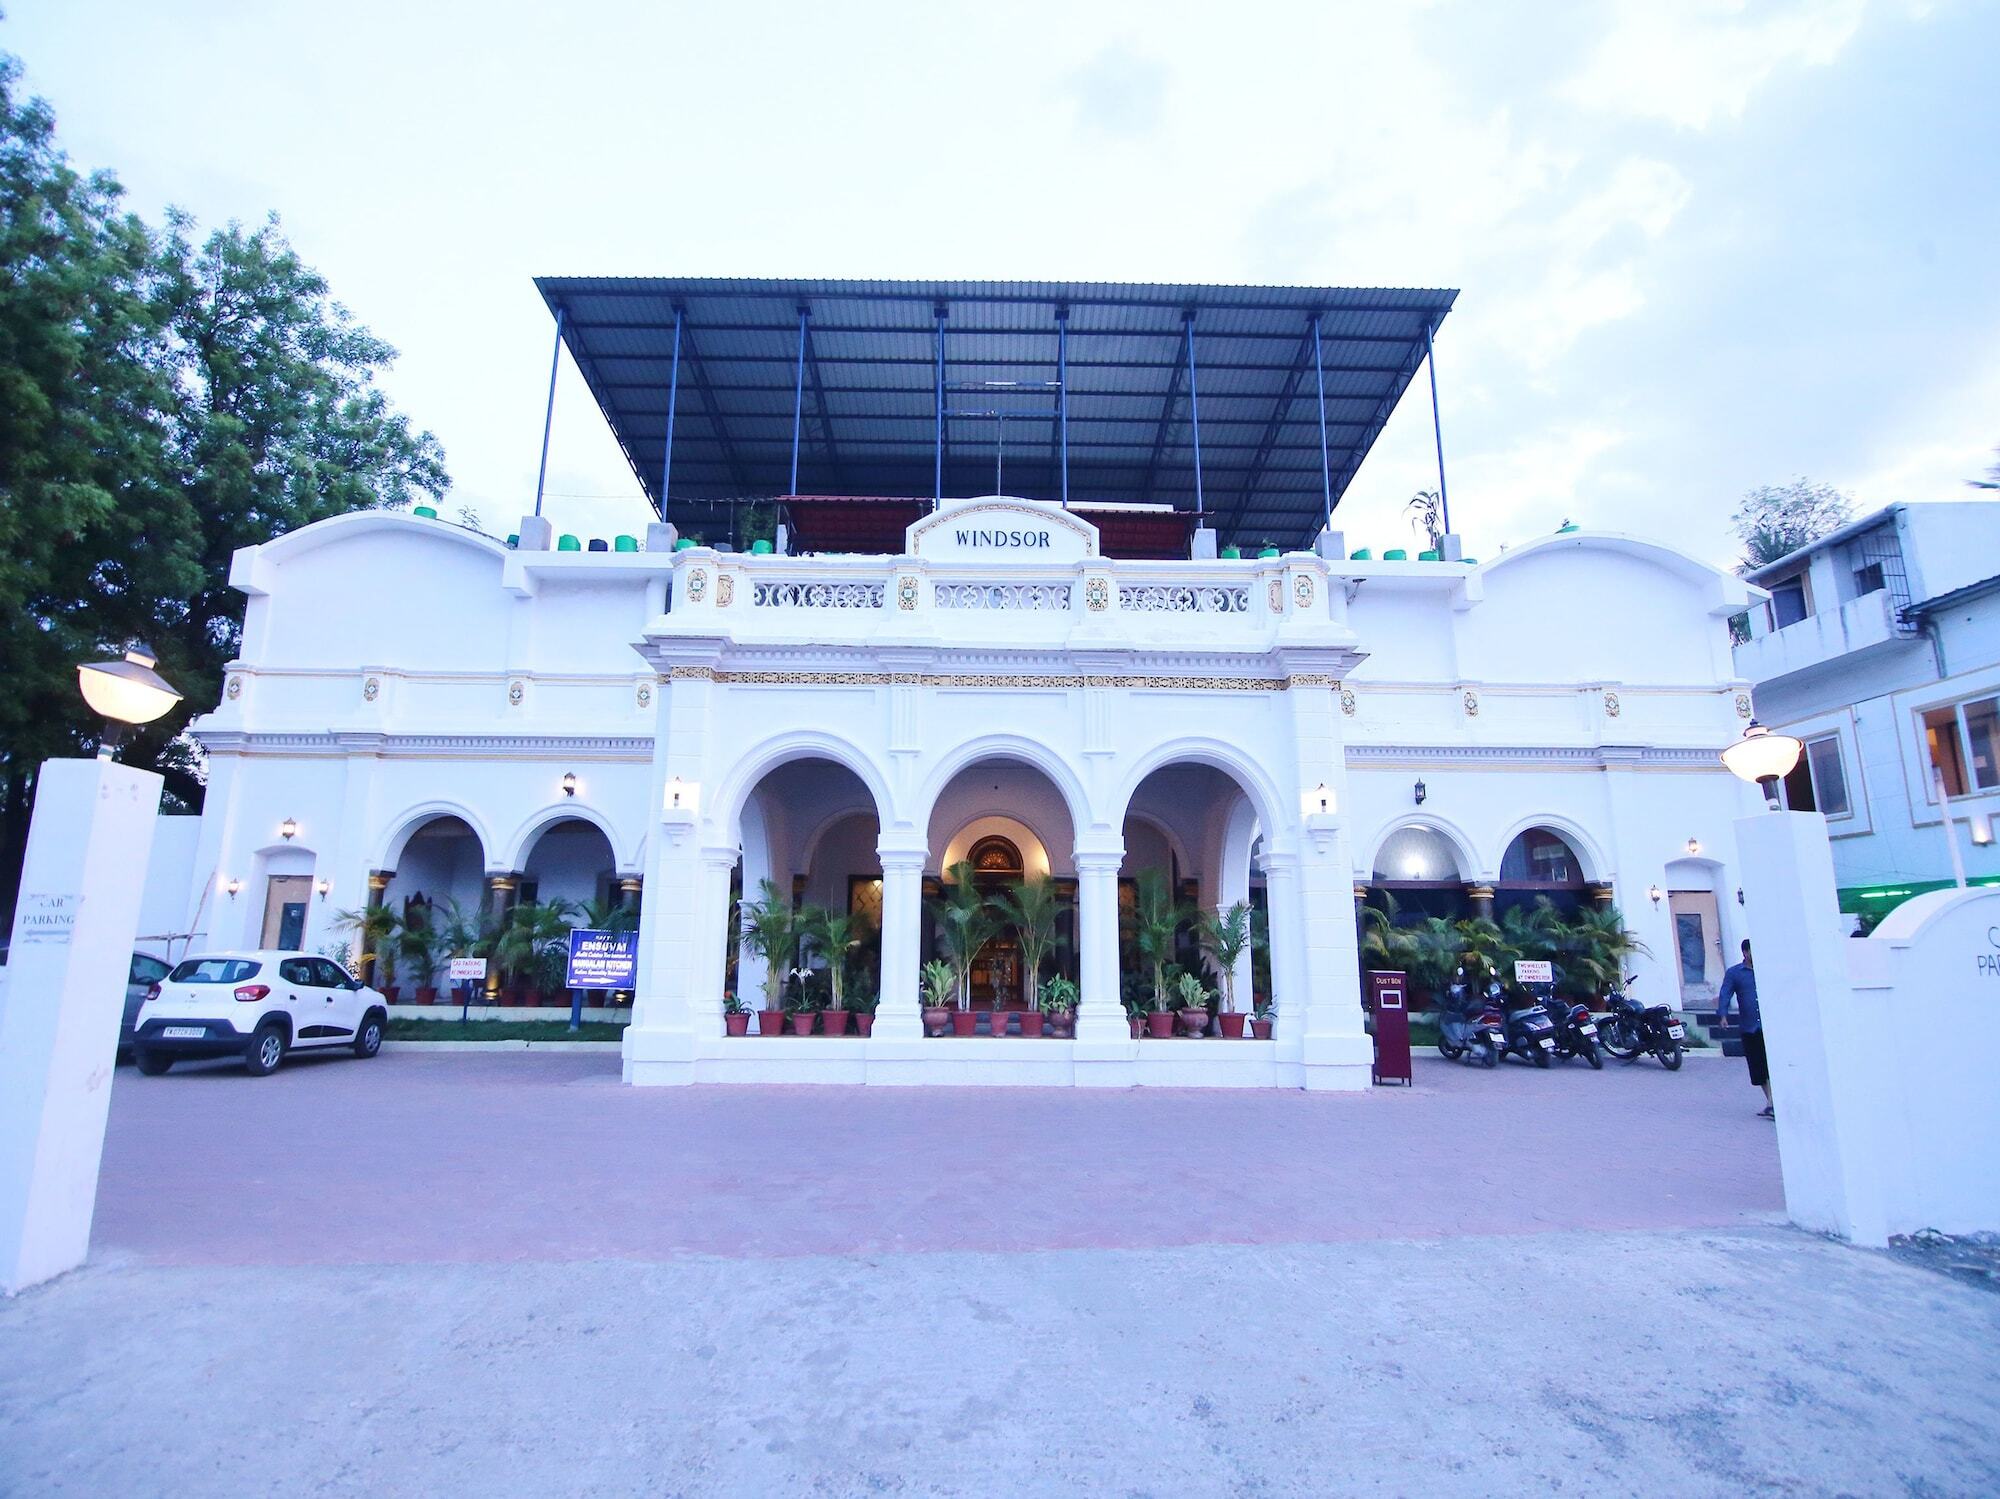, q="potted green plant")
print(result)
[493,899,579,1006]
[1121,975,1149,1038]
[1128,869,1186,1038]
[785,968,820,1034]
[992,873,1068,1035]
[1176,970,1212,1036]
[1250,999,1275,1040]
[928,861,998,1037]
[920,959,955,1036]
[722,993,750,1036]
[851,988,879,1038]
[334,902,401,999]
[1199,900,1256,1038]
[800,903,867,1036]
[738,879,797,1036]
[1037,974,1078,1038]
[396,905,448,1003]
